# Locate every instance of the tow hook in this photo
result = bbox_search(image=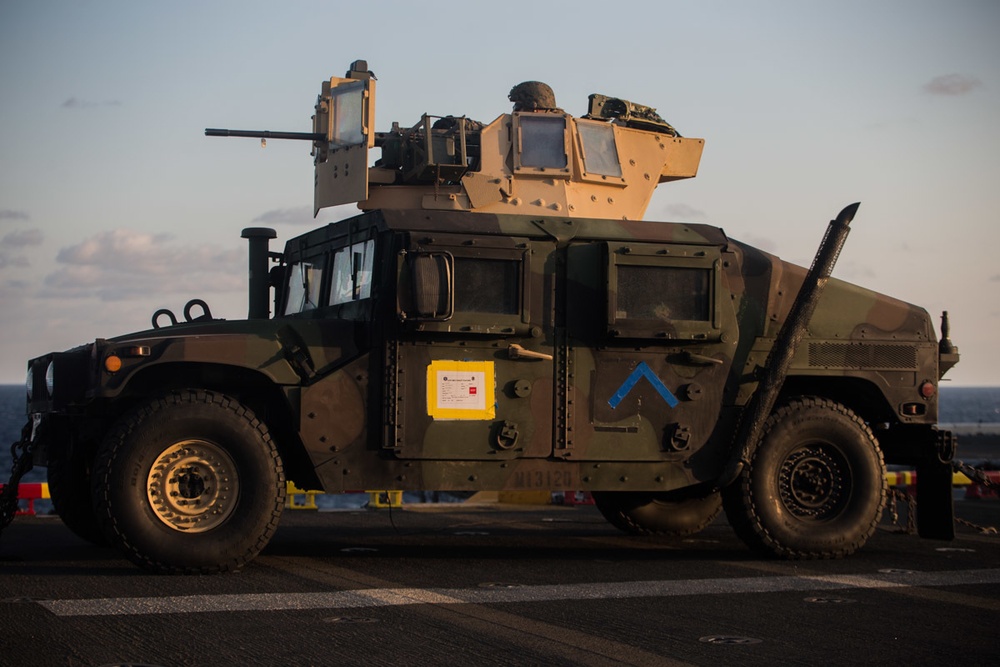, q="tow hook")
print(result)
[935,429,957,464]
